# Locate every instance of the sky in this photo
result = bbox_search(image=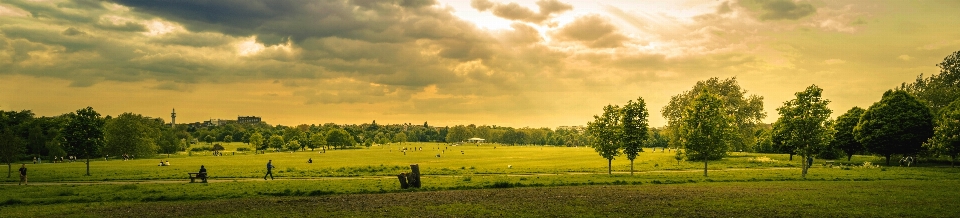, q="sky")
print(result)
[1,0,959,128]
